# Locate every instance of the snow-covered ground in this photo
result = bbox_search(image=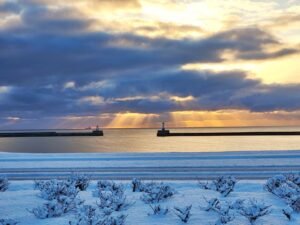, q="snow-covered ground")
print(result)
[1,151,300,224]
[0,180,299,225]
[1,151,300,180]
